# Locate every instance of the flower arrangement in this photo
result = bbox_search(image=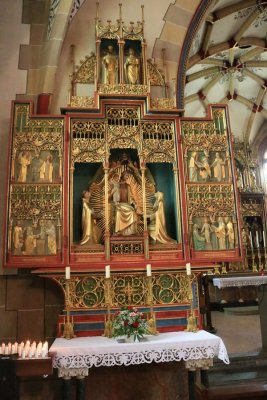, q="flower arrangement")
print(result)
[112,306,149,342]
